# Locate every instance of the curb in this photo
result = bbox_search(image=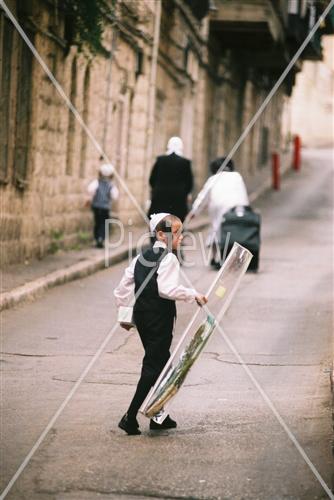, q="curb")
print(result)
[0,248,129,312]
[0,218,209,312]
